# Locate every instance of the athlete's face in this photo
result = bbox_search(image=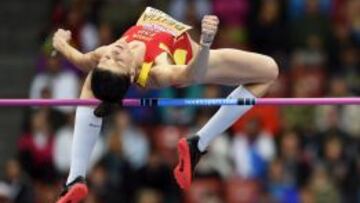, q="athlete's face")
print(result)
[98,40,135,82]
